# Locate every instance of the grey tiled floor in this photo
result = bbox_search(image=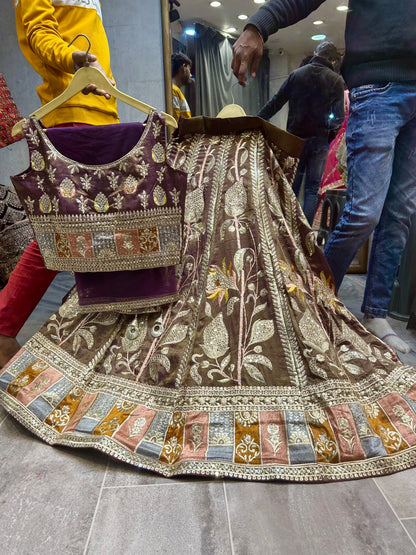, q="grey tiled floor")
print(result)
[1,272,416,555]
